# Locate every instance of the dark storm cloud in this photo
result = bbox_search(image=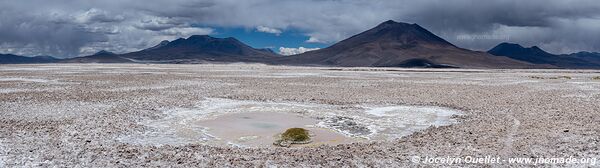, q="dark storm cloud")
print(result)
[1,0,599,57]
[398,0,600,53]
[0,8,108,57]
[403,0,600,32]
